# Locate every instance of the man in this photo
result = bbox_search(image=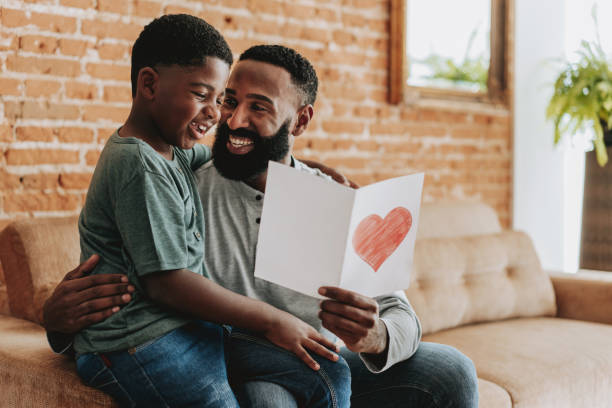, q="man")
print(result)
[44,45,479,407]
